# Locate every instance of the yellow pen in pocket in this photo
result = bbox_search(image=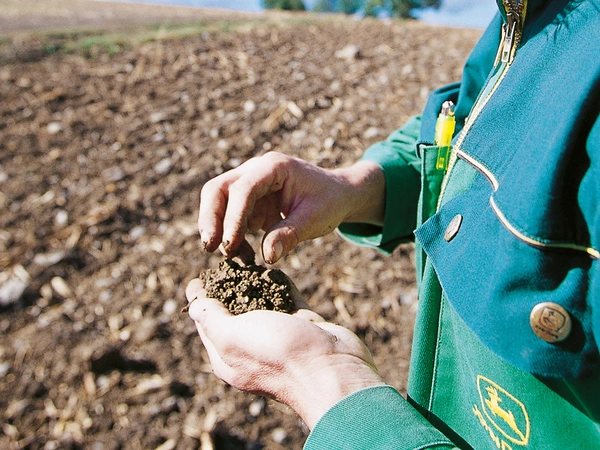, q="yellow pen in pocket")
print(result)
[434,101,456,170]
